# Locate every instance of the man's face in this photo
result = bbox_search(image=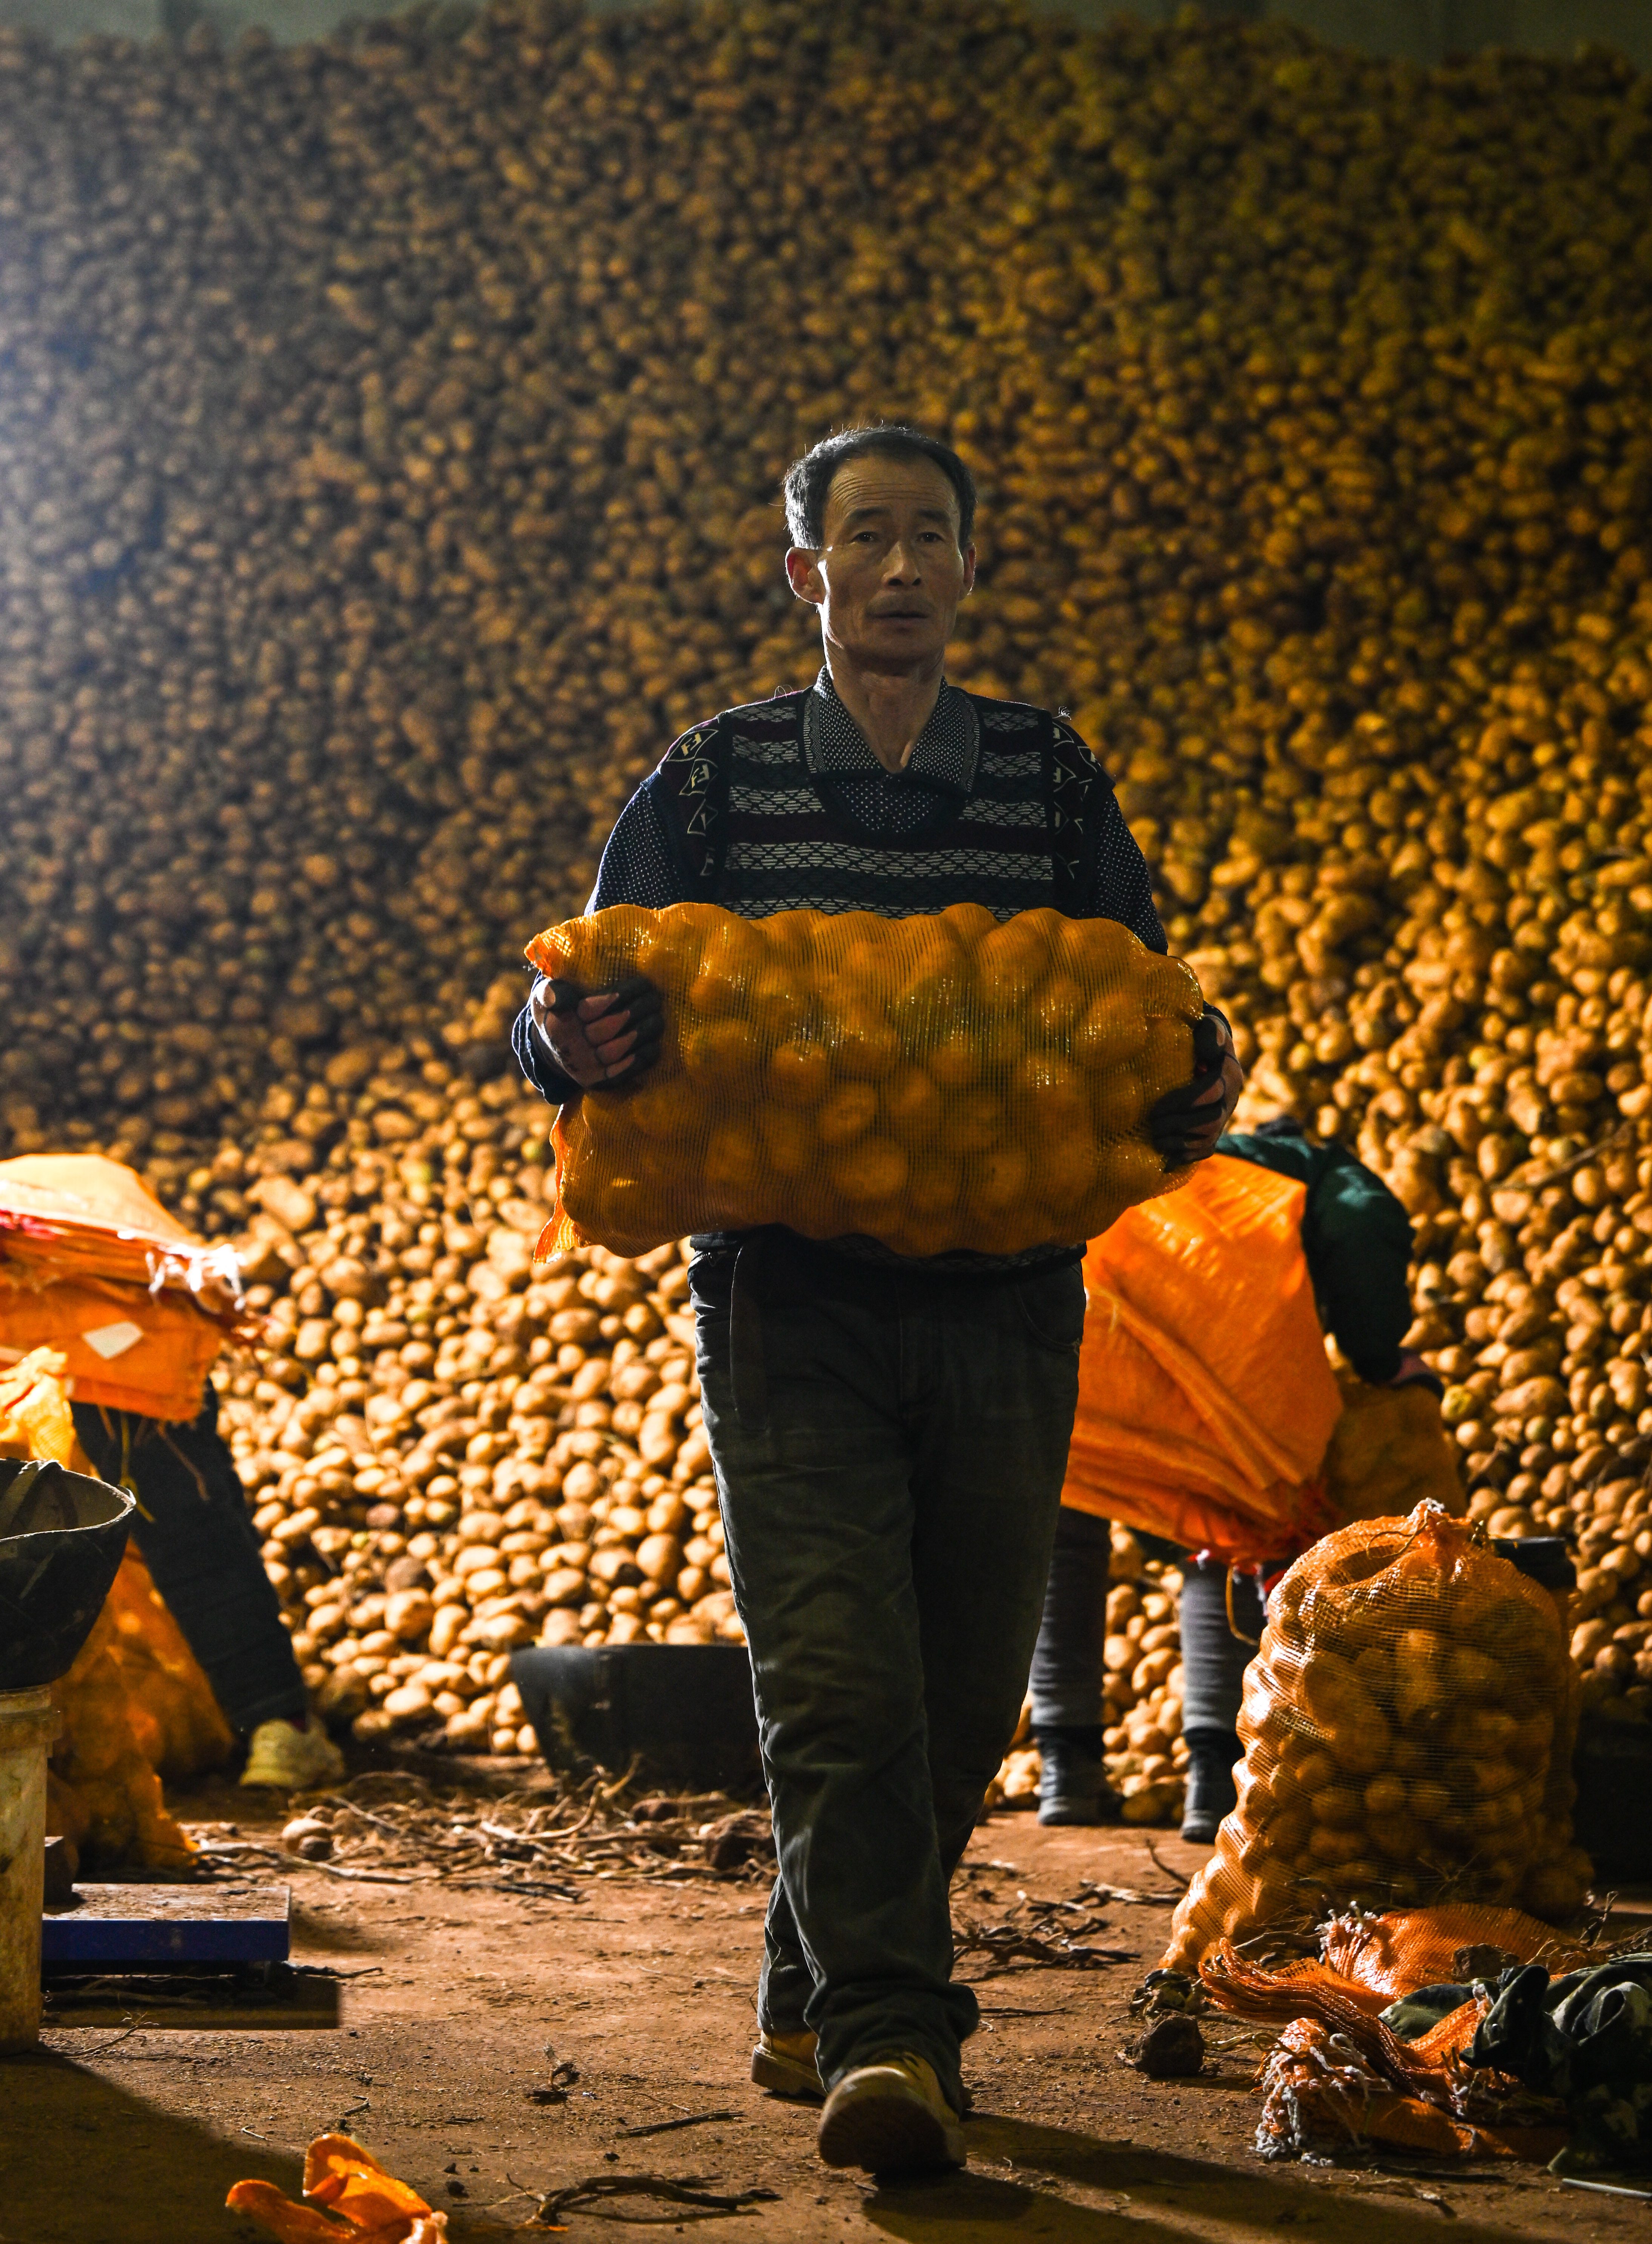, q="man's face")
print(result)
[785,452,976,672]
